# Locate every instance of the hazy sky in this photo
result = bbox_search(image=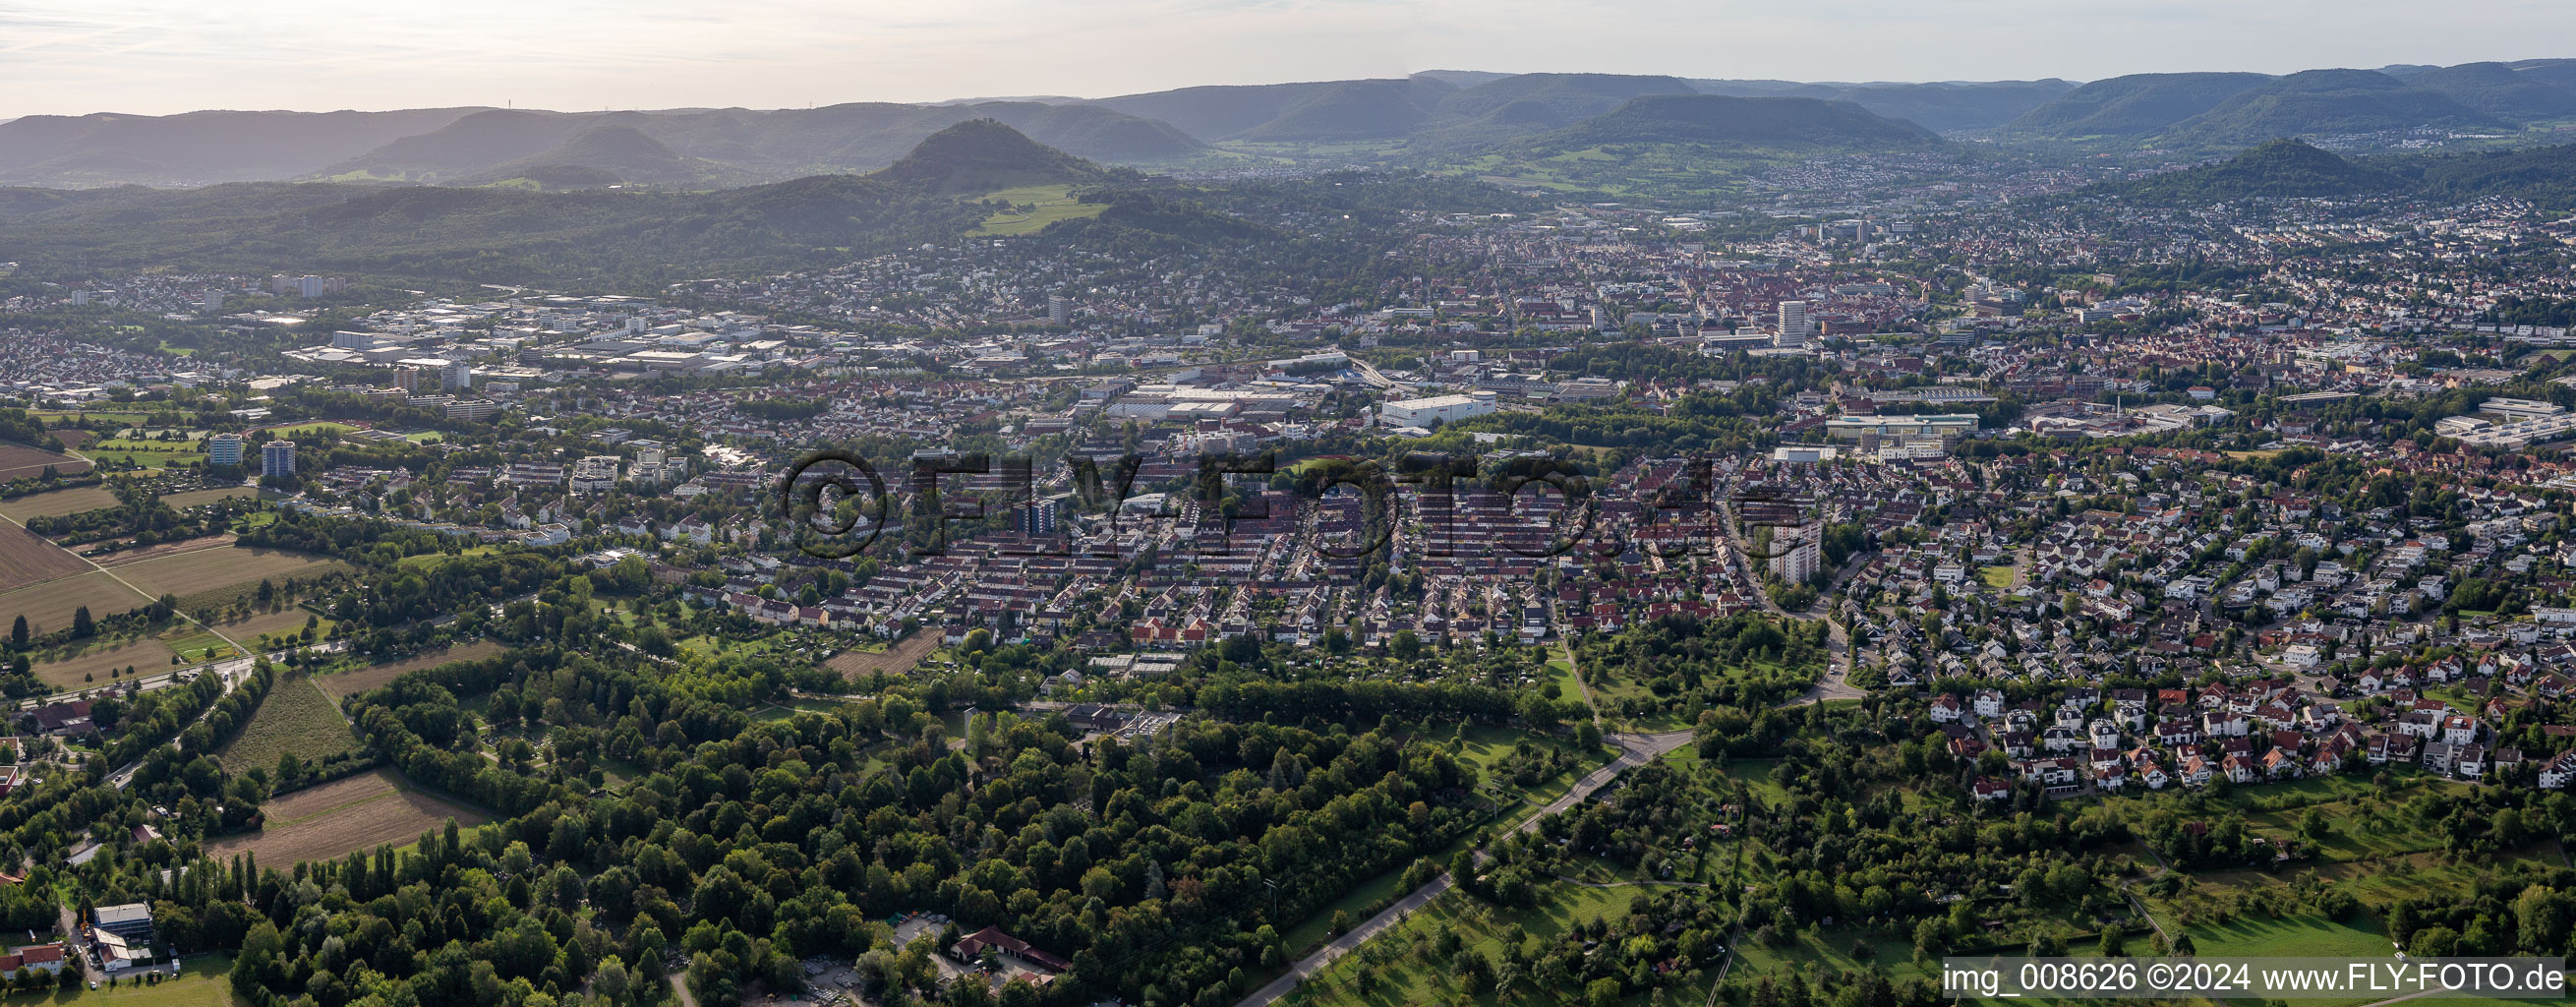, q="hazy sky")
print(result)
[5,0,2574,118]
